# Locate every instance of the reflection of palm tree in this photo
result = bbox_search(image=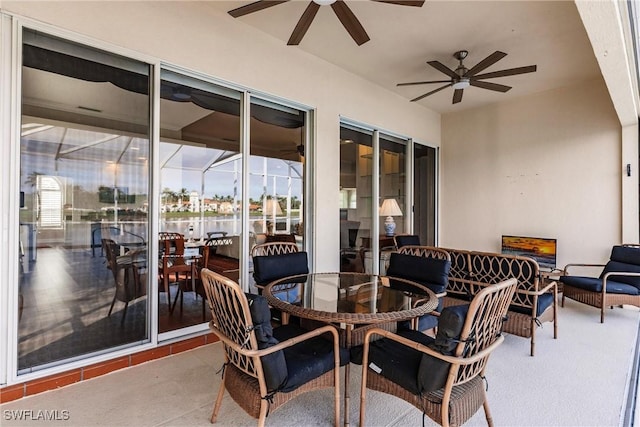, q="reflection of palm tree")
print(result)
[178,188,189,205]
